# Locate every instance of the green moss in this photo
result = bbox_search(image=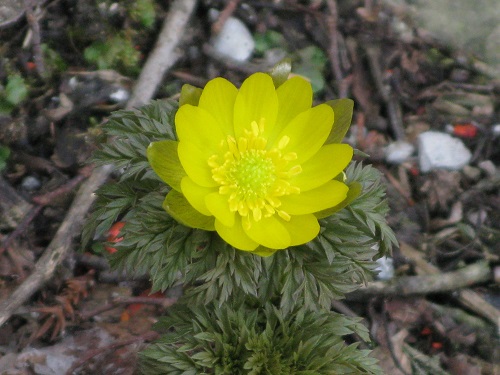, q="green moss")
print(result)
[84,33,141,75]
[129,0,156,29]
